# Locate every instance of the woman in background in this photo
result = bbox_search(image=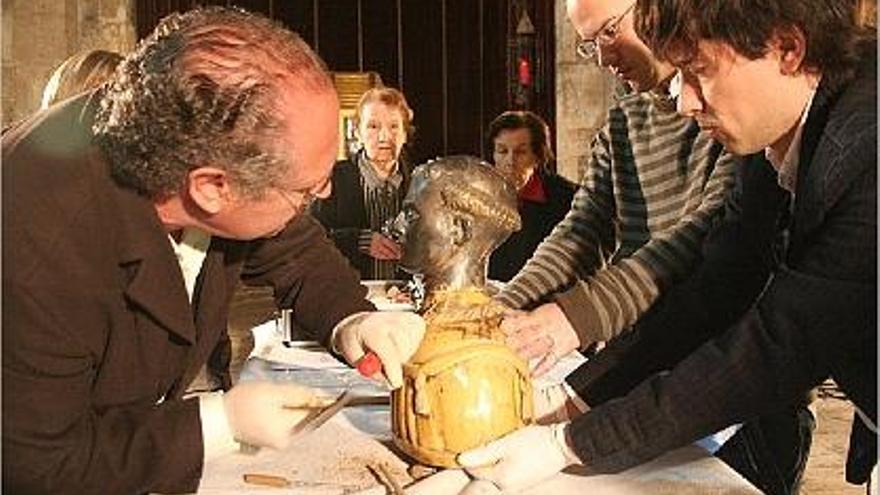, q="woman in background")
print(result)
[487,111,576,282]
[41,49,123,109]
[312,87,414,280]
[2,49,122,136]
